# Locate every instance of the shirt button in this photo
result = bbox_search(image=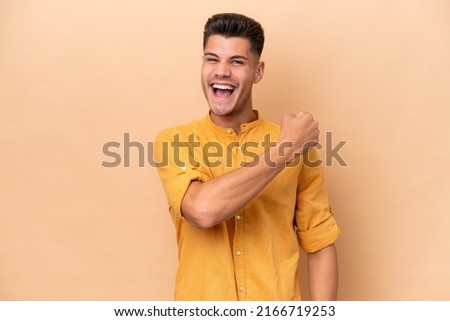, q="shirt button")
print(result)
[236,215,241,220]
[236,250,241,256]
[181,166,186,171]
[227,129,232,134]
[239,286,244,292]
